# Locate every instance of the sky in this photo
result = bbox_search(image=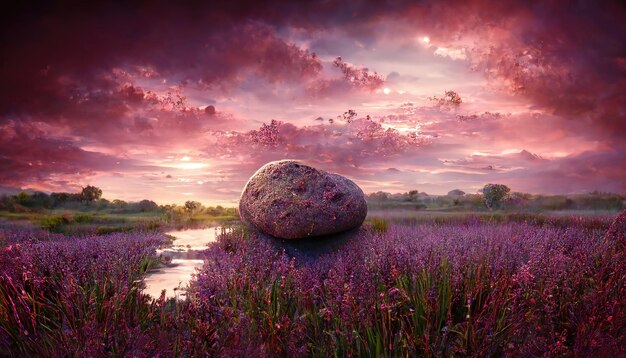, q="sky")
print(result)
[1,0,625,205]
